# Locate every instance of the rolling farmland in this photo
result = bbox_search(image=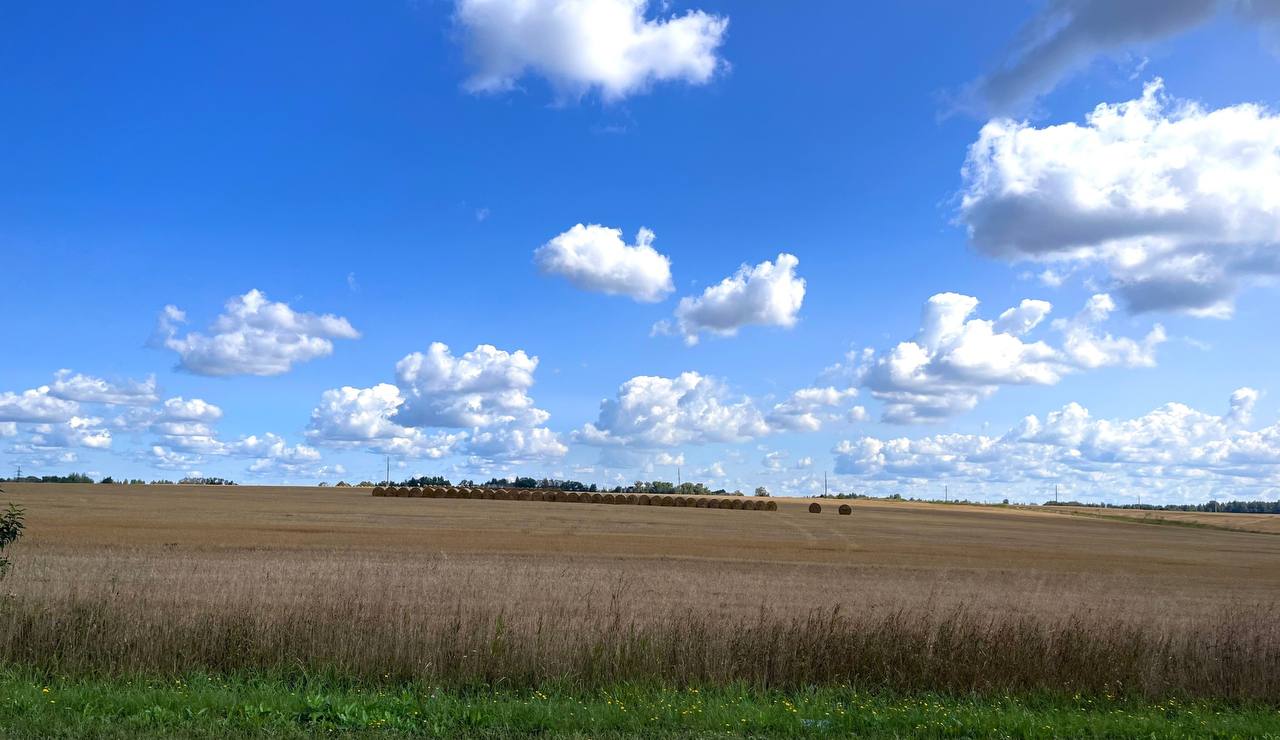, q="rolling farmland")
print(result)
[2,482,1279,737]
